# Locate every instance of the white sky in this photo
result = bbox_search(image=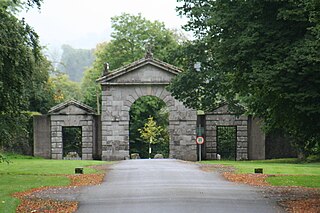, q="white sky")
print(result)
[19,0,188,51]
